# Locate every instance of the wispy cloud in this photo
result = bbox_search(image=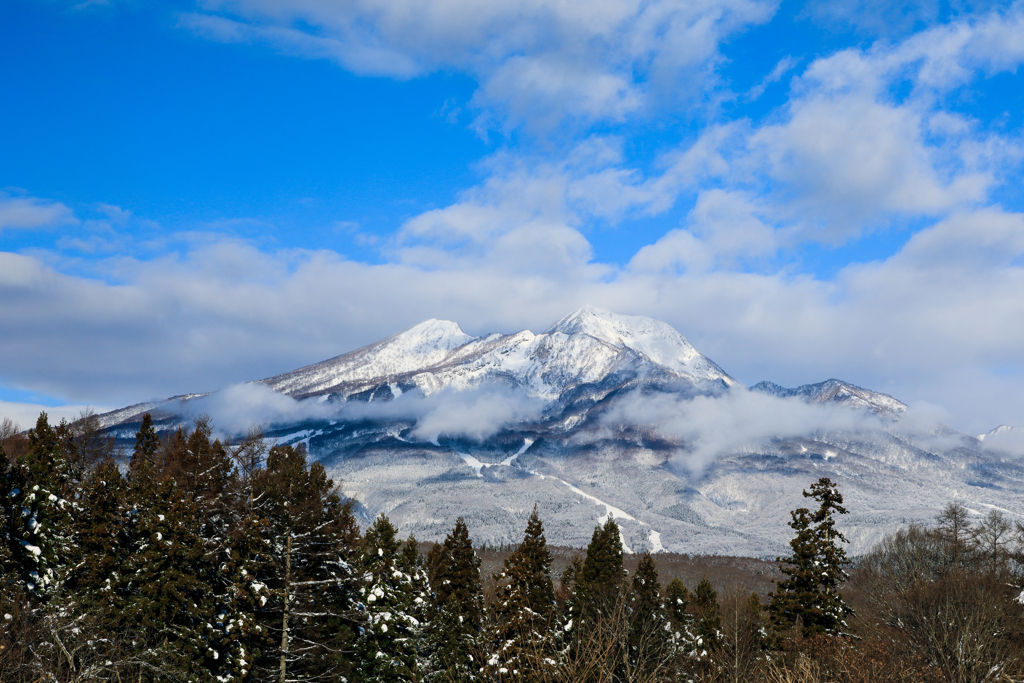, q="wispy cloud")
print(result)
[182,382,545,443]
[0,193,77,232]
[181,0,777,134]
[599,388,885,471]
